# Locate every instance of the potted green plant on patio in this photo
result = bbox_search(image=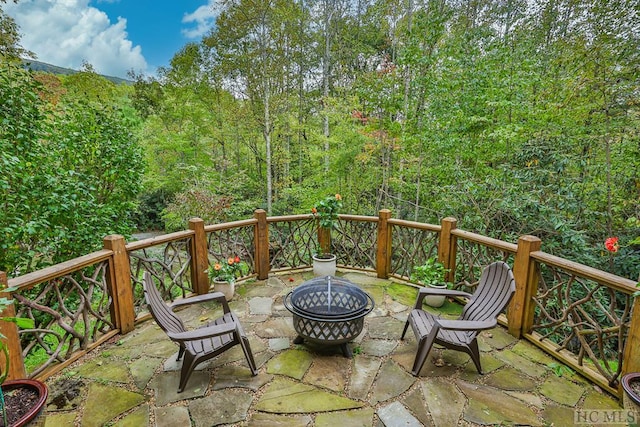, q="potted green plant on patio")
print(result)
[411,257,452,308]
[311,194,343,277]
[0,287,48,427]
[207,256,249,301]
